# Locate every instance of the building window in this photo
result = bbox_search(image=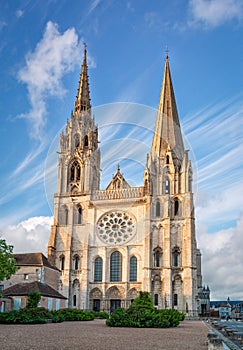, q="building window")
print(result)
[110,251,122,282]
[173,293,178,306]
[77,207,82,224]
[129,256,137,282]
[74,256,80,270]
[172,248,180,267]
[73,295,77,307]
[70,160,80,182]
[48,298,53,310]
[156,201,160,217]
[94,257,103,282]
[56,299,60,311]
[174,199,179,216]
[165,177,170,194]
[154,294,158,306]
[24,274,28,280]
[84,135,89,147]
[0,301,5,313]
[166,155,170,164]
[60,256,65,271]
[13,298,21,310]
[0,285,4,293]
[154,248,162,268]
